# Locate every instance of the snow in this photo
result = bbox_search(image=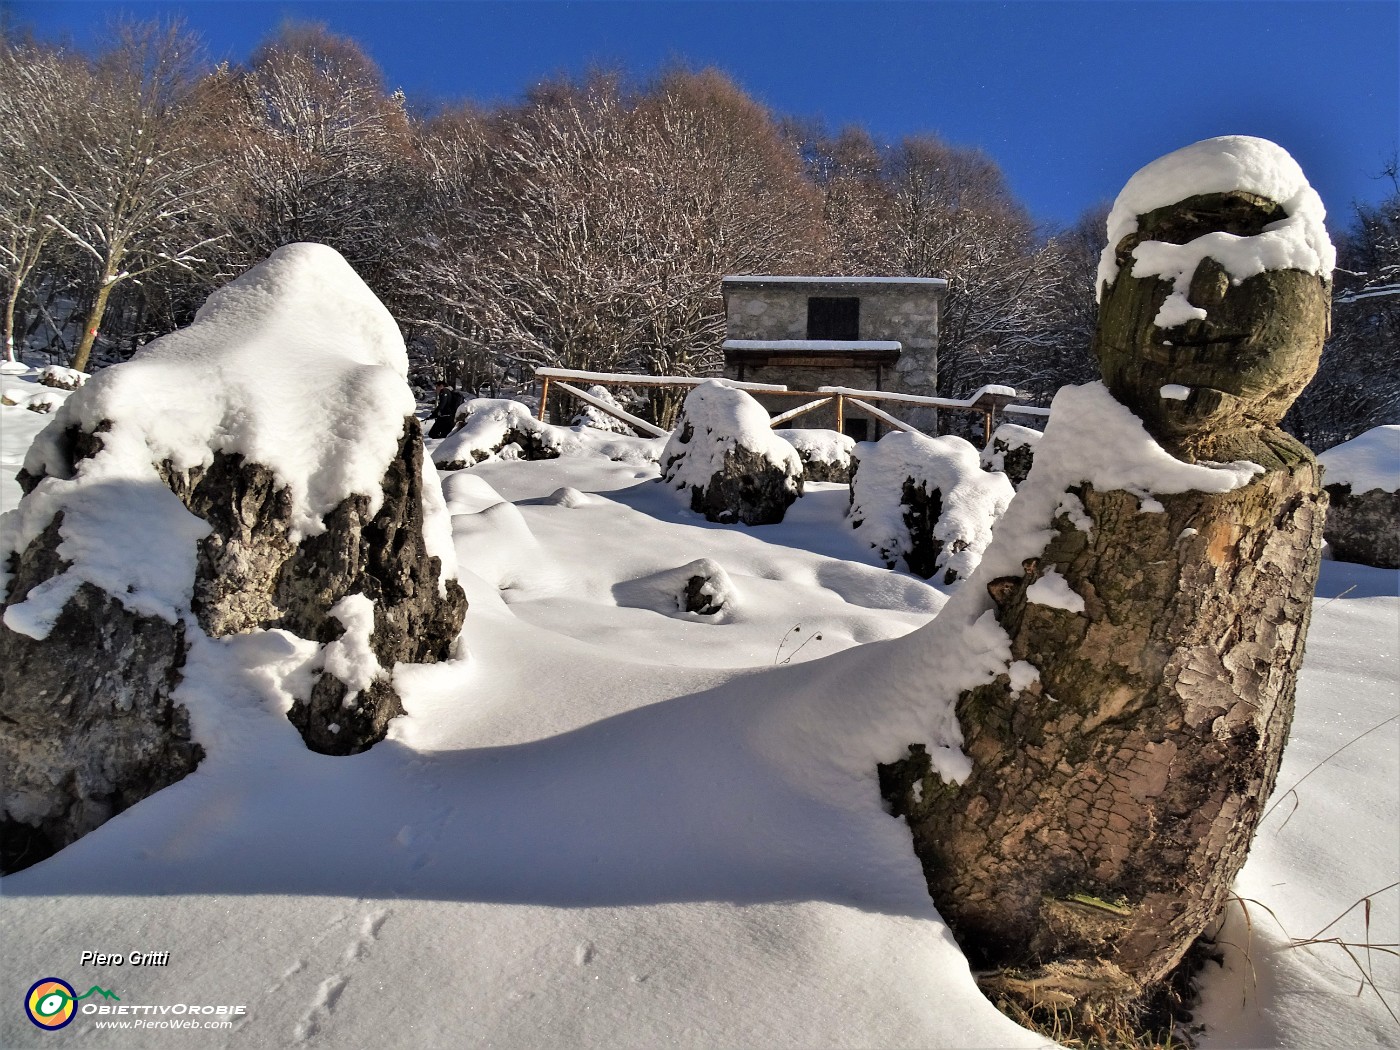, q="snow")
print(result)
[432,398,667,468]
[849,431,1014,582]
[775,427,855,468]
[571,383,636,434]
[0,349,1394,1049]
[1096,136,1337,329]
[315,593,383,703]
[1025,568,1087,614]
[722,274,948,286]
[661,381,802,496]
[21,243,416,541]
[1161,383,1192,401]
[0,244,461,631]
[980,421,1042,473]
[1318,425,1400,494]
